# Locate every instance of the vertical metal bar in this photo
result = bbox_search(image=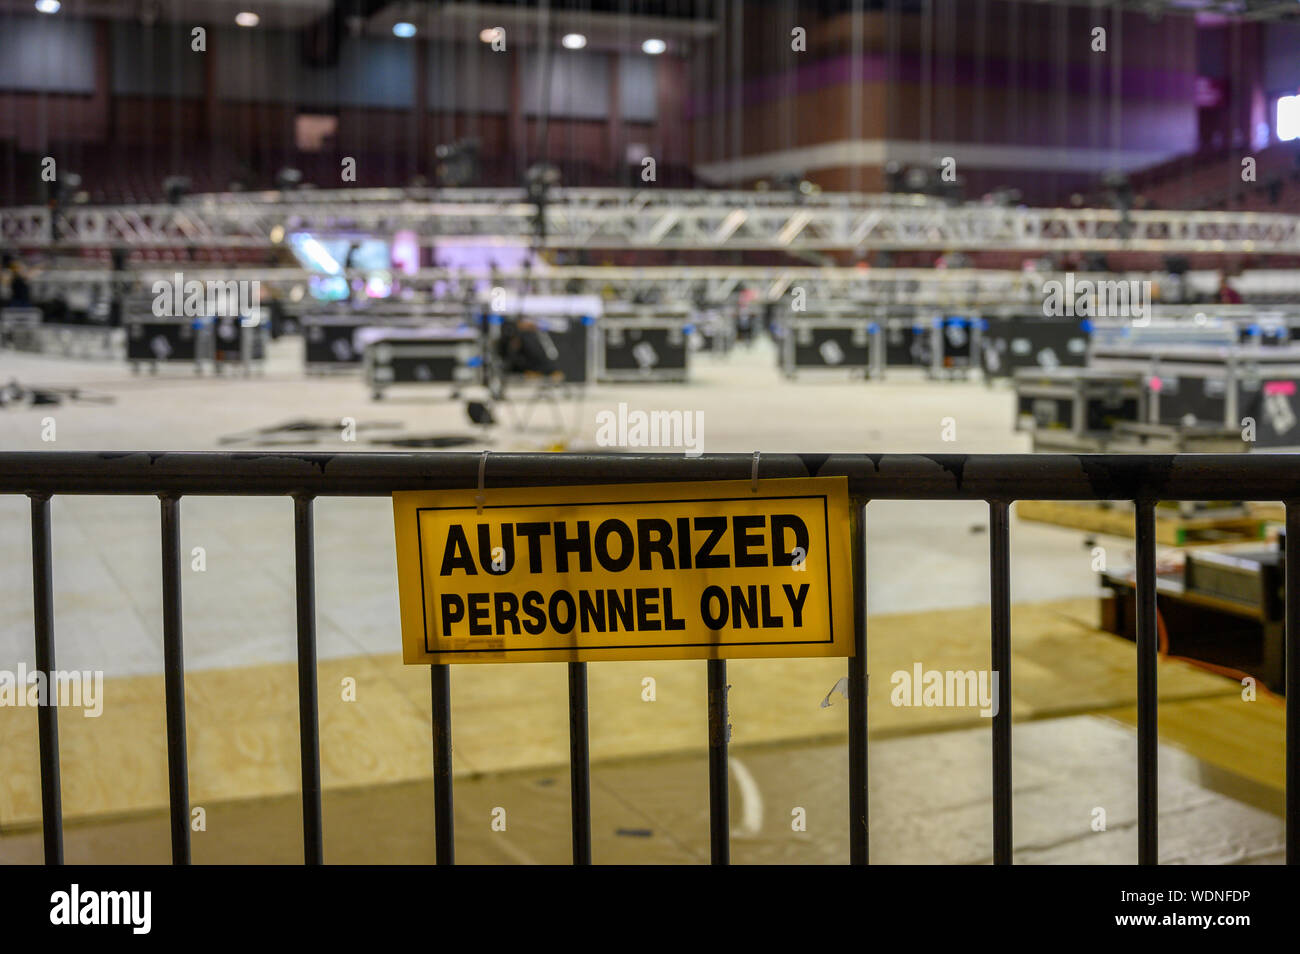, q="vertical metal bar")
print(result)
[848,499,869,864]
[1224,356,1239,429]
[567,661,592,865]
[159,494,191,865]
[30,495,63,865]
[430,663,454,865]
[293,495,323,865]
[1135,498,1159,865]
[707,657,729,865]
[989,500,1013,864]
[1286,503,1299,864]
